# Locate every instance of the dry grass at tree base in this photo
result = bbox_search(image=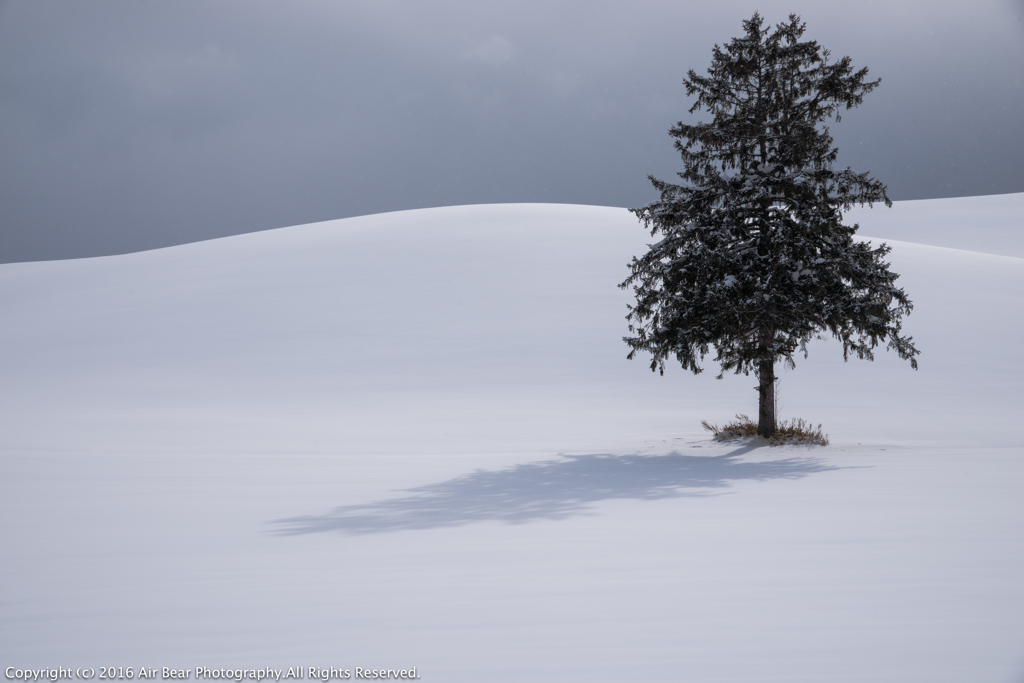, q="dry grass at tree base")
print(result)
[702,414,830,446]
